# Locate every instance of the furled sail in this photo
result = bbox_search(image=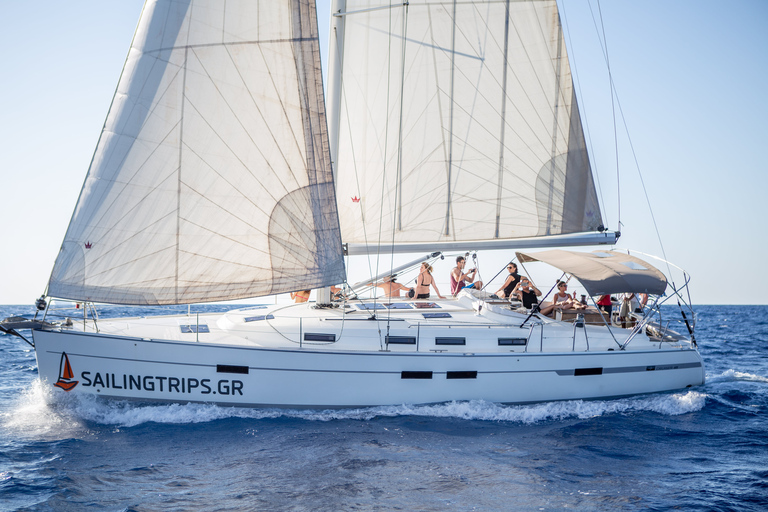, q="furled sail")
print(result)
[48,0,345,305]
[332,0,605,254]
